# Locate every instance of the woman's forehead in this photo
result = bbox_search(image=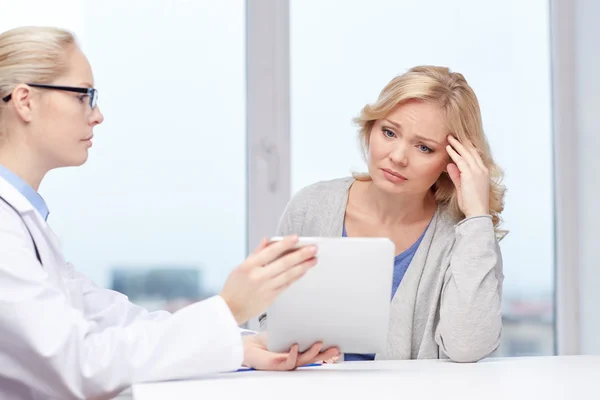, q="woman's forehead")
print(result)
[63,48,94,85]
